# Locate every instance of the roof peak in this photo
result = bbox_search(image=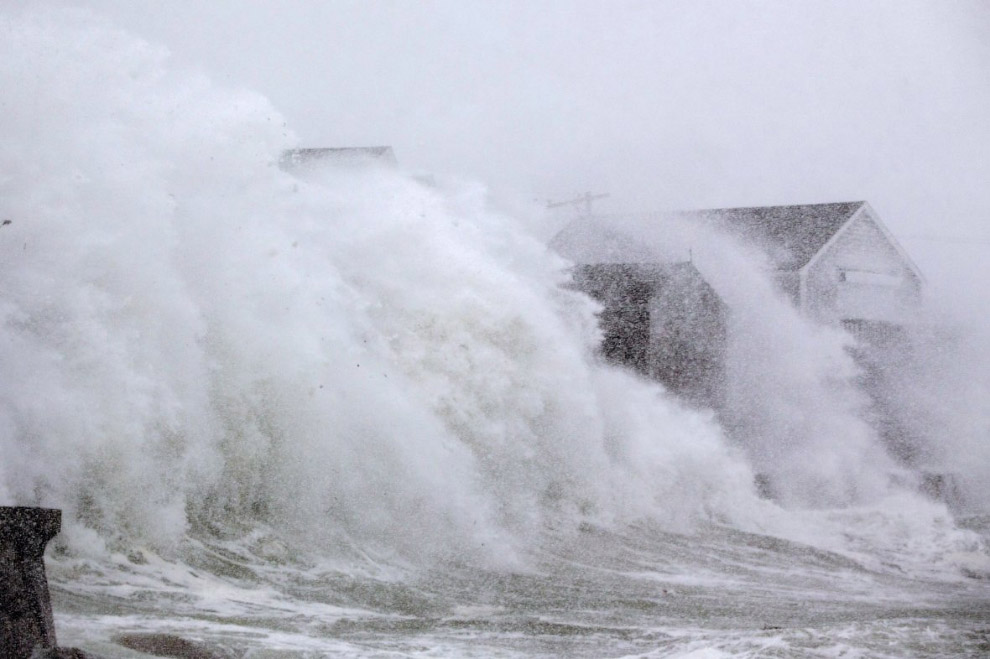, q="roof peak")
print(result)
[684,200,865,215]
[688,201,867,270]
